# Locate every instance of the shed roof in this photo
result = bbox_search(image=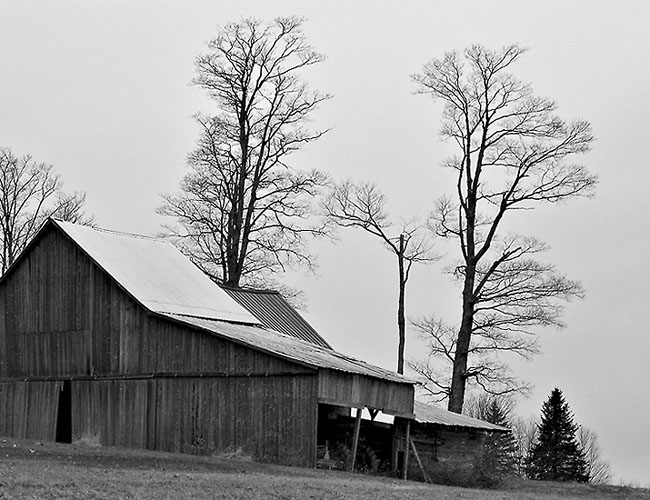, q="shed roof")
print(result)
[161,313,412,384]
[413,401,509,432]
[221,286,333,349]
[53,220,260,325]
